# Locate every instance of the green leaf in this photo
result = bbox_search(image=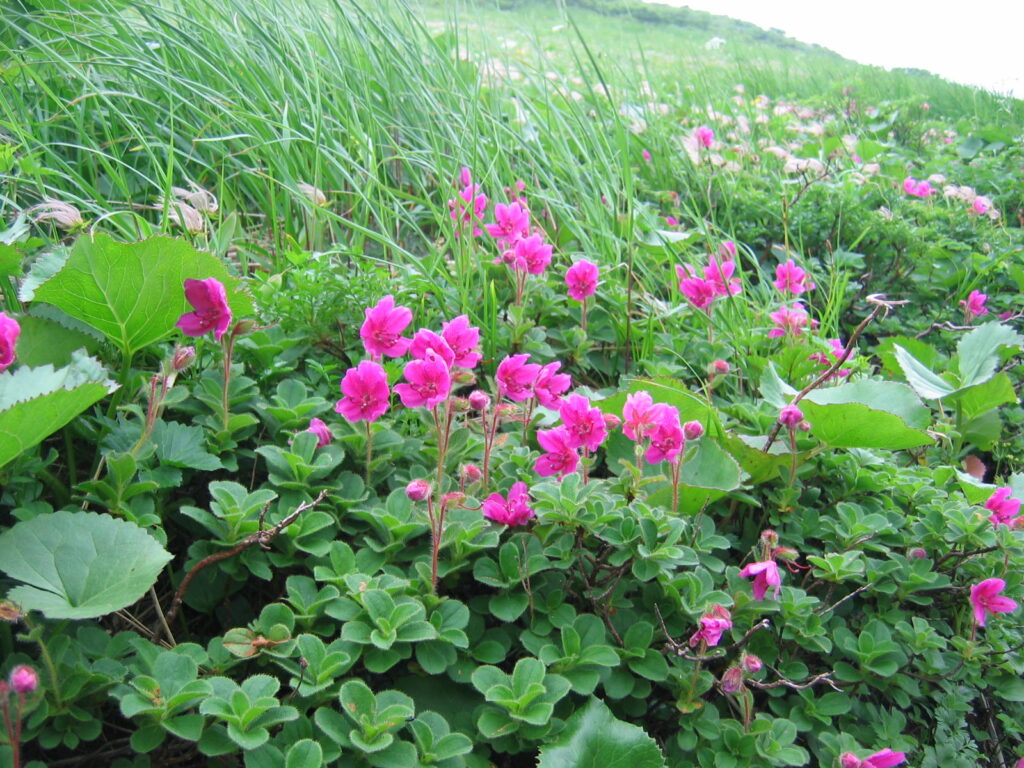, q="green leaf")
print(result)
[285,739,323,768]
[0,351,118,468]
[893,345,954,399]
[955,322,1024,389]
[950,373,1017,422]
[0,510,173,619]
[489,592,529,622]
[30,233,252,358]
[536,697,666,768]
[152,420,222,471]
[15,313,100,369]
[800,380,932,449]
